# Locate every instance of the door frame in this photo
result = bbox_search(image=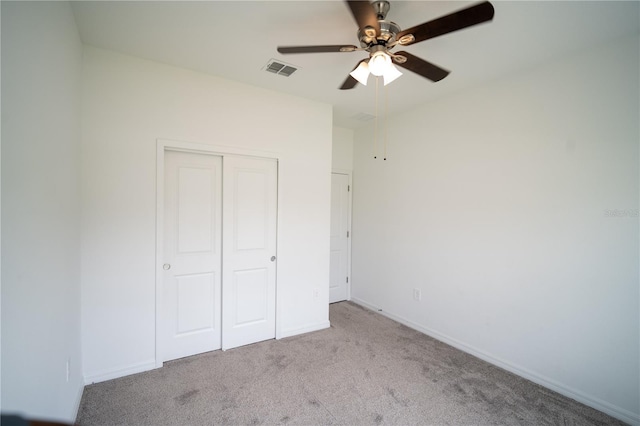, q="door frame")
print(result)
[331,169,353,302]
[155,138,281,367]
